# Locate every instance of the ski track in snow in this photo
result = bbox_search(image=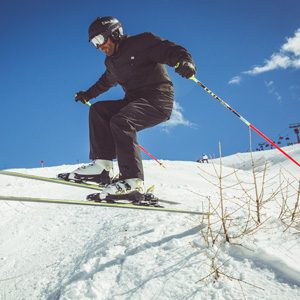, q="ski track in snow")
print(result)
[0,144,300,299]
